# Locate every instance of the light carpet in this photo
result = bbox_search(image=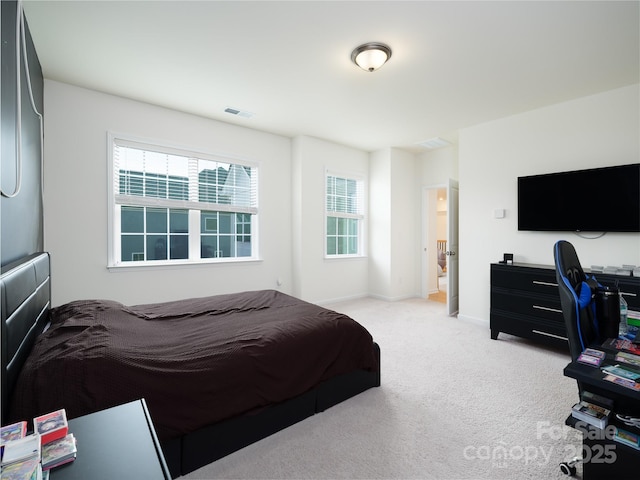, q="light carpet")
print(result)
[181,297,583,480]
